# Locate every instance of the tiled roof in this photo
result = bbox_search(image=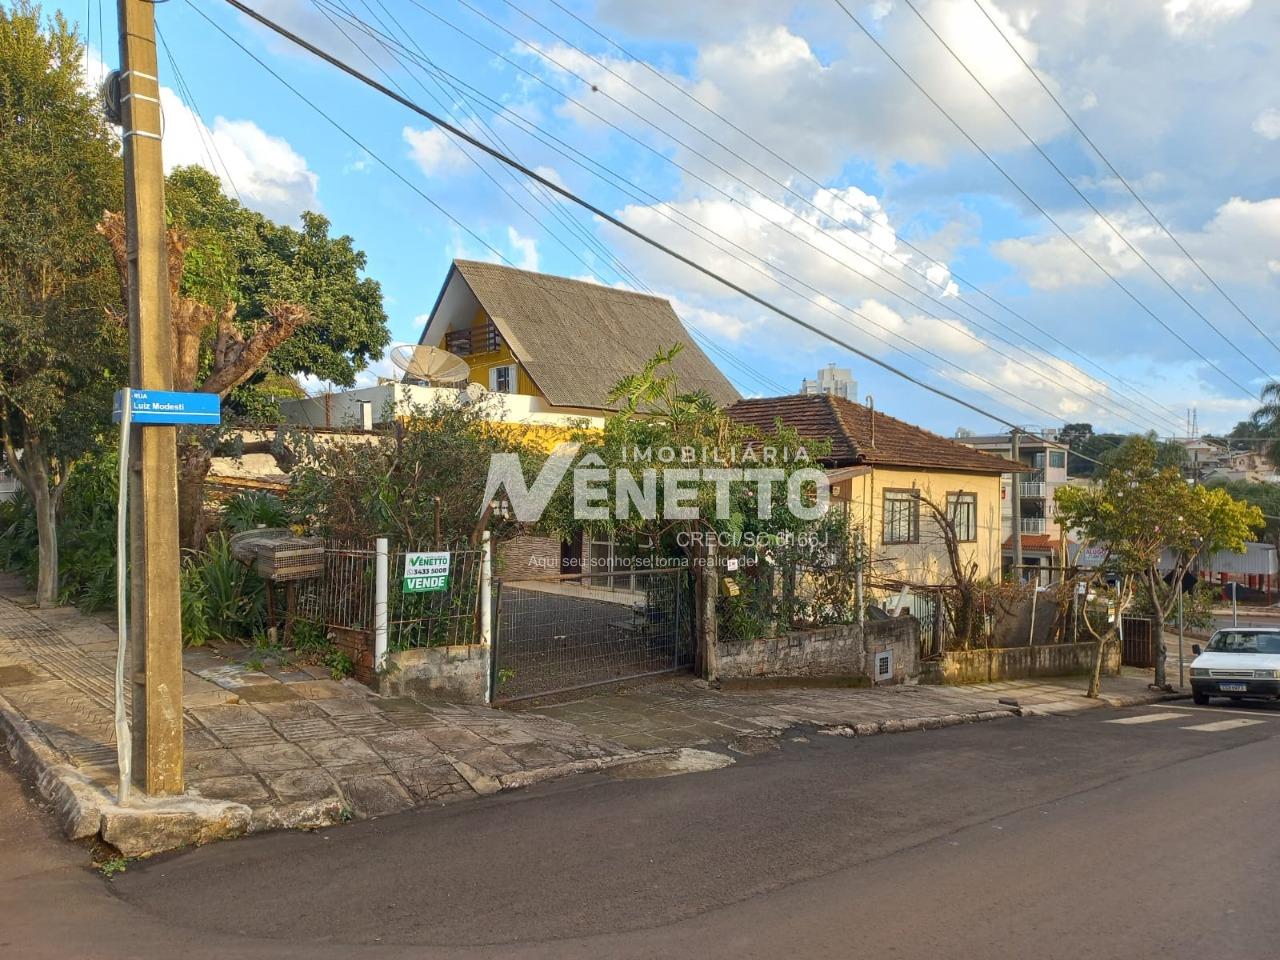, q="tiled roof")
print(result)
[1003,535,1062,552]
[726,394,1022,474]
[447,260,740,410]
